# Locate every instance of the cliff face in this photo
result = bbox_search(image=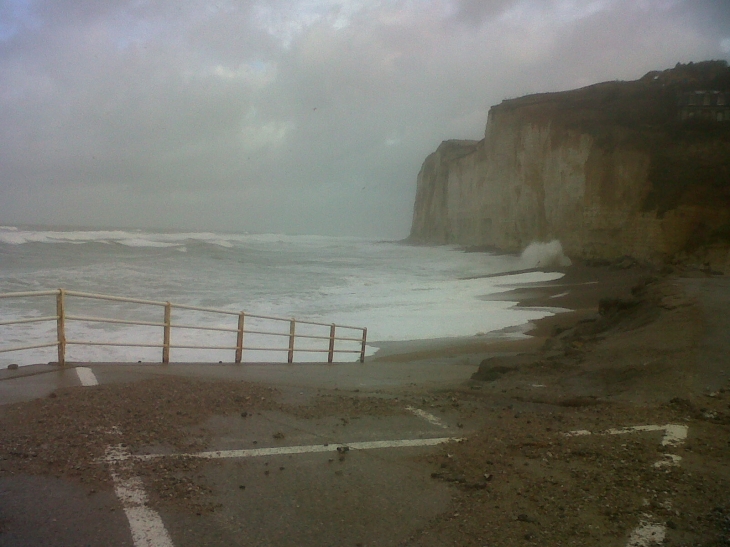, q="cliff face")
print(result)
[410,61,730,266]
